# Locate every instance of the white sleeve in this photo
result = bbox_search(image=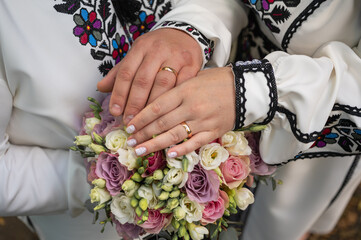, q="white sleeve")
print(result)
[152,0,248,67]
[0,54,88,216]
[233,39,361,165]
